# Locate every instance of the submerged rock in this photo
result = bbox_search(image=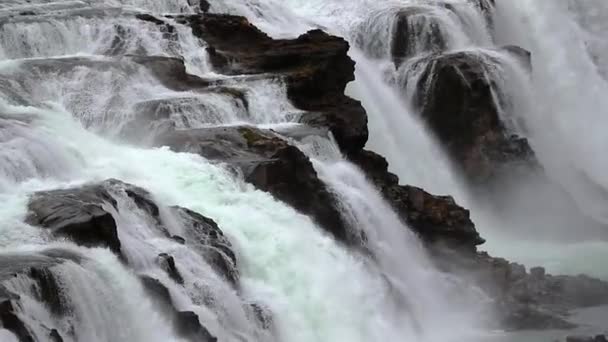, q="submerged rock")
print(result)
[171,206,239,285]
